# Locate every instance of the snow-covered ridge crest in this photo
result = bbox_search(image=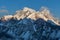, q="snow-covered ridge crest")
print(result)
[1,15,13,21]
[23,7,36,12]
[15,7,60,25]
[1,7,60,25]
